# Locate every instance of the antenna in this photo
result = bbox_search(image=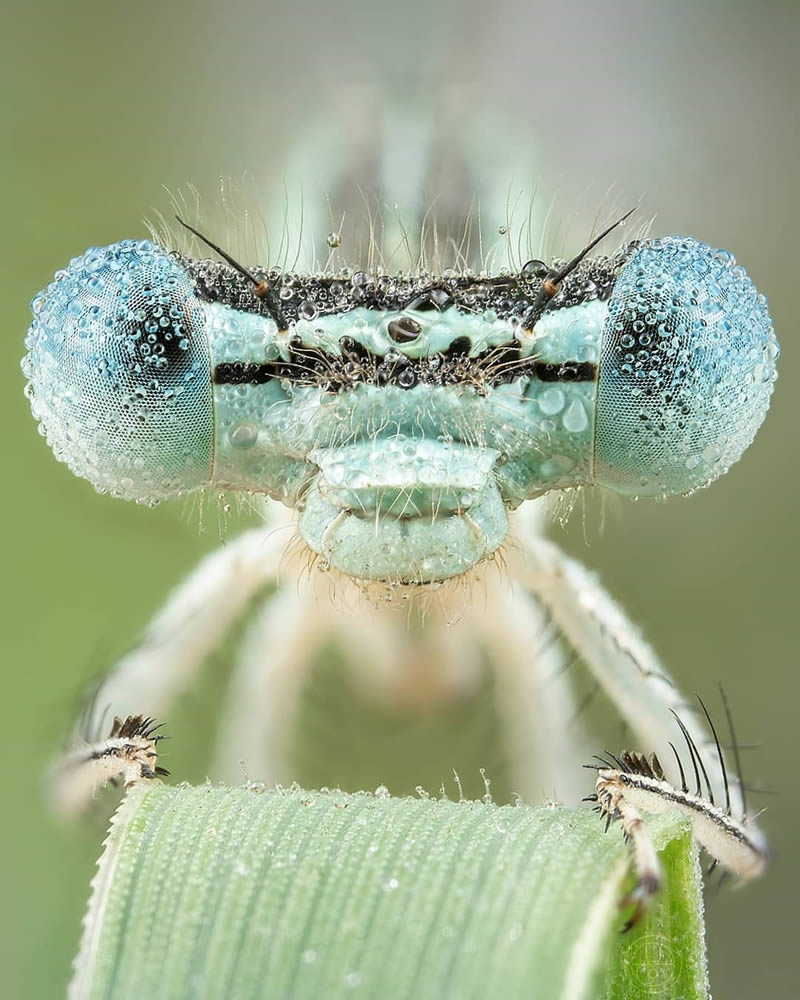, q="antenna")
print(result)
[175,215,271,298]
[175,215,286,327]
[522,207,636,328]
